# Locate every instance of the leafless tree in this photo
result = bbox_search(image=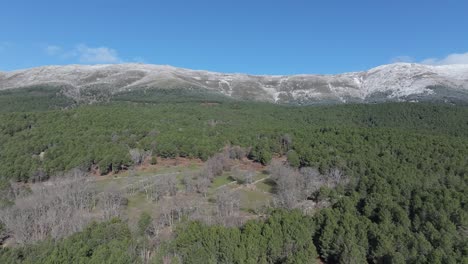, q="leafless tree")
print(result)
[163,175,178,197]
[269,161,349,209]
[300,167,325,198]
[216,189,240,218]
[215,189,242,226]
[97,189,126,220]
[224,145,248,160]
[244,171,255,184]
[327,167,348,187]
[1,181,30,202]
[267,160,291,182]
[186,197,214,225]
[182,173,196,193]
[133,174,179,201]
[129,149,152,165]
[231,167,255,185]
[0,168,131,245]
[195,177,210,197]
[129,148,143,165]
[268,161,305,209]
[201,152,231,180]
[0,172,98,244]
